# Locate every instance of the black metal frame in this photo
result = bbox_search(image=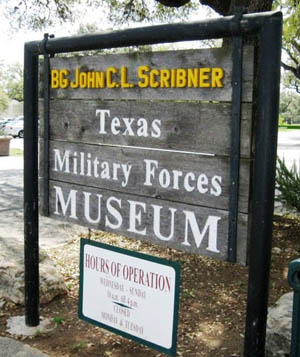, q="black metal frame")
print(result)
[23,11,282,356]
[228,8,244,263]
